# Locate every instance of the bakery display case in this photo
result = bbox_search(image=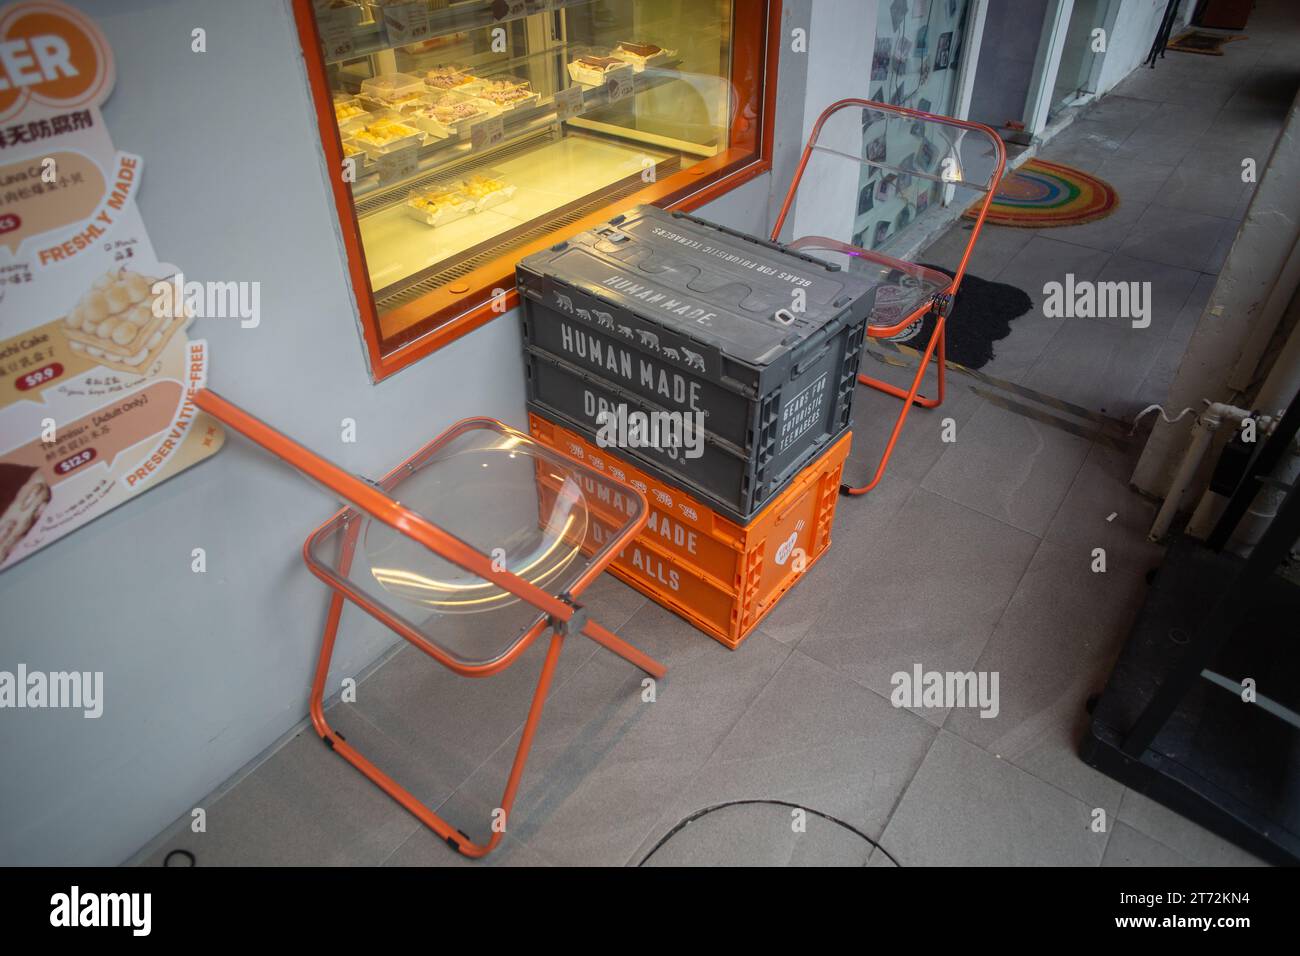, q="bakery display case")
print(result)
[298,0,775,378]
